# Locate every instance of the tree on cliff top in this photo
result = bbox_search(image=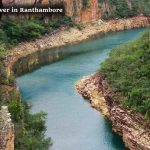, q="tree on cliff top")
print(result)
[100,31,150,119]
